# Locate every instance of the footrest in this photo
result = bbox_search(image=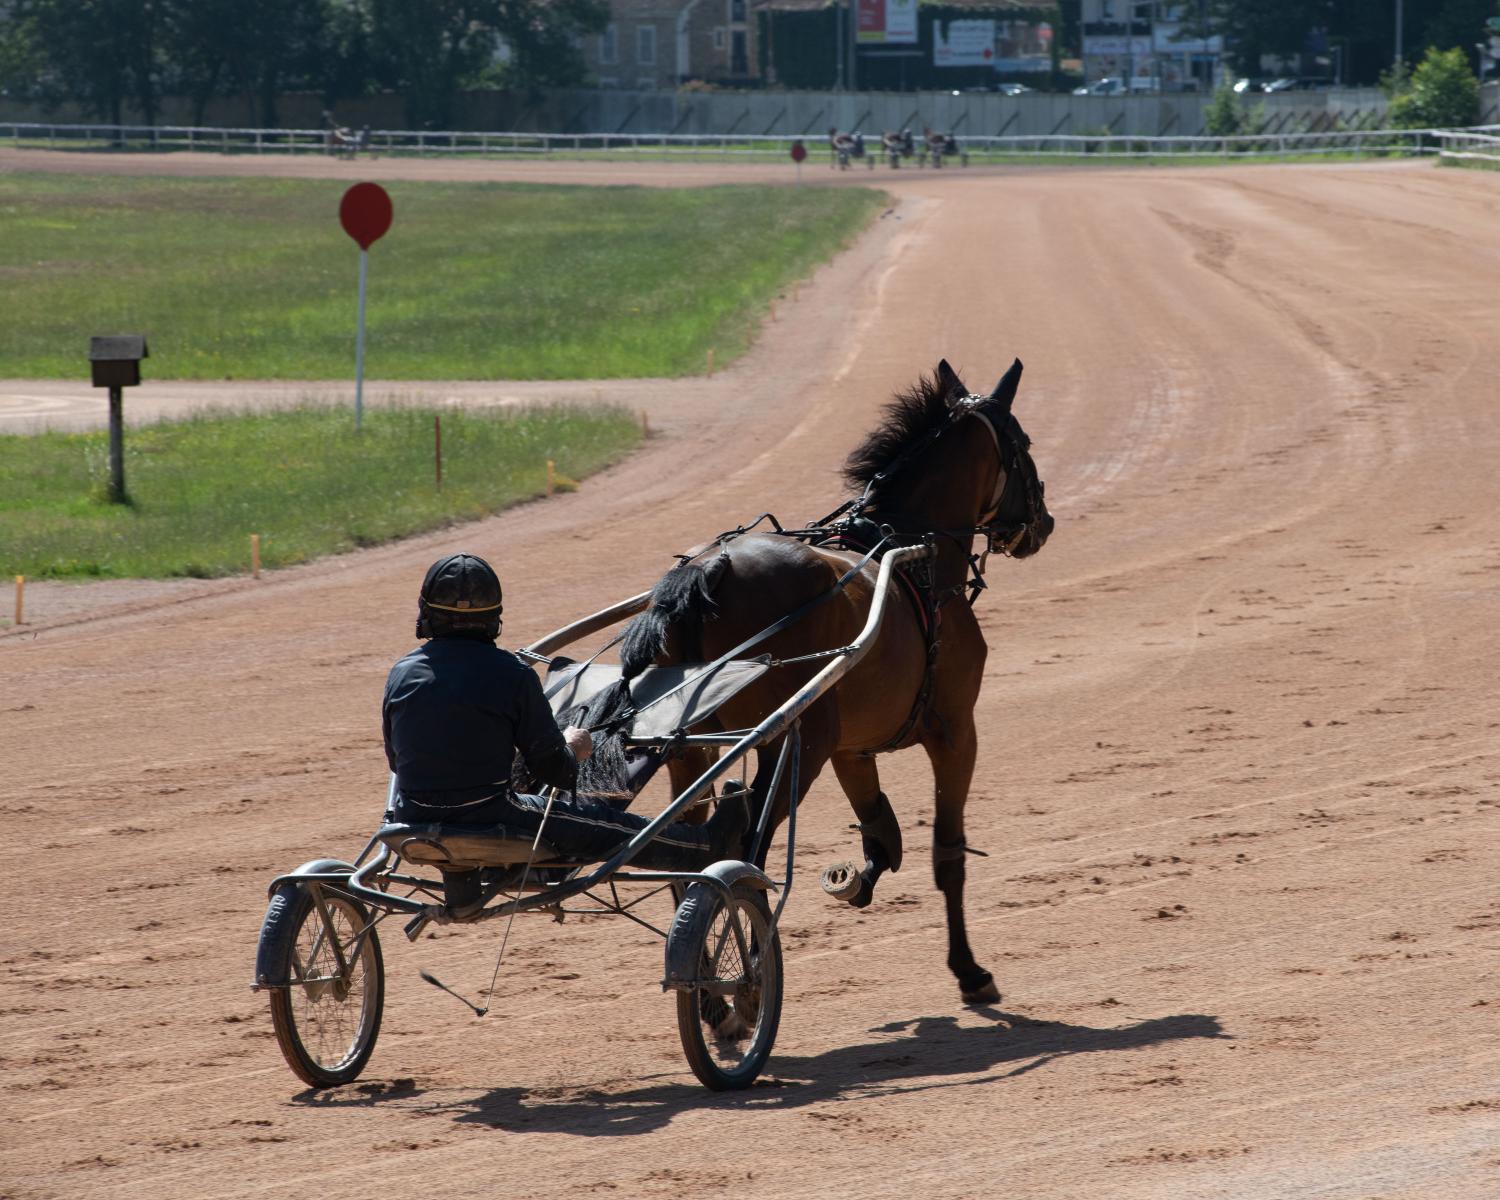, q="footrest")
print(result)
[377,822,569,870]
